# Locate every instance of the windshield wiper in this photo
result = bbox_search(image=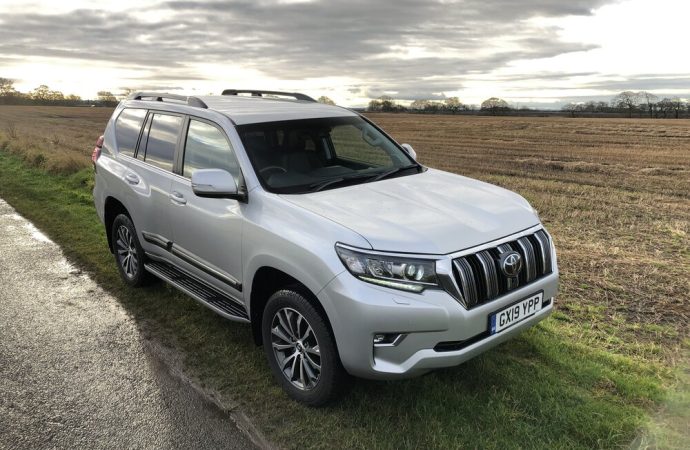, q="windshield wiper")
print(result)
[306,165,421,193]
[368,164,420,183]
[307,174,373,192]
